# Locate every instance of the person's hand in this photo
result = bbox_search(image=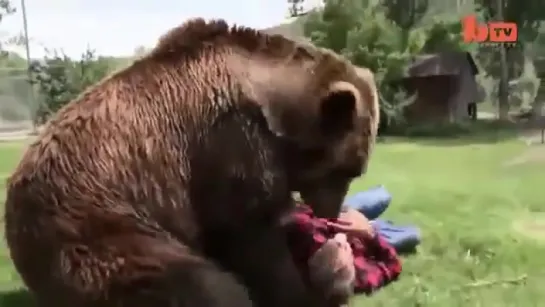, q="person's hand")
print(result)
[327,208,375,238]
[308,233,355,305]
